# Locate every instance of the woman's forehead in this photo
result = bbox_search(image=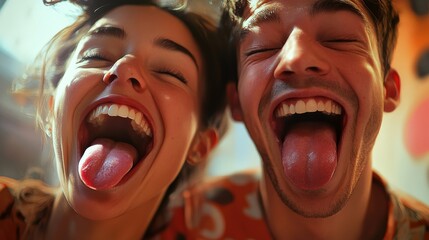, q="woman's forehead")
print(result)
[88,5,202,66]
